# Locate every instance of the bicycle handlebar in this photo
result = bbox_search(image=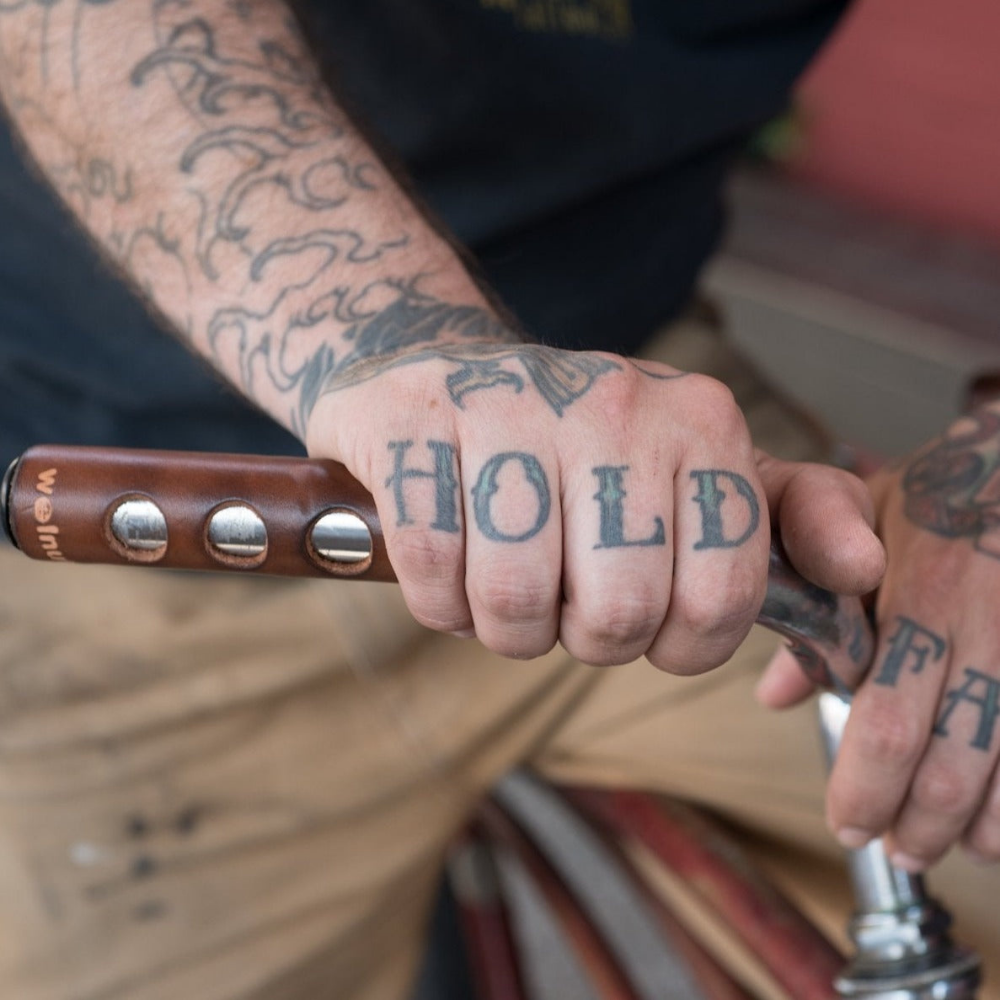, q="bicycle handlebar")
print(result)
[2,443,871,694]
